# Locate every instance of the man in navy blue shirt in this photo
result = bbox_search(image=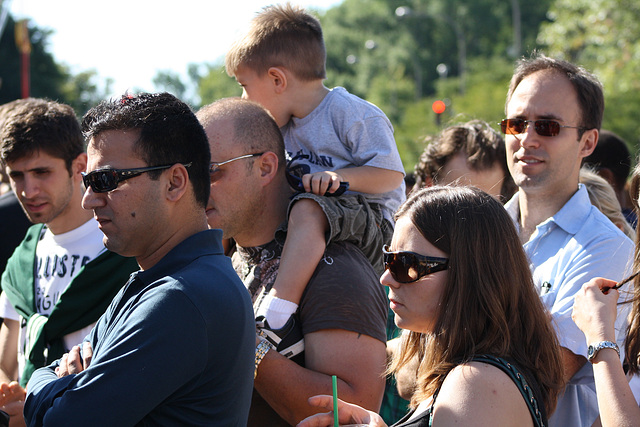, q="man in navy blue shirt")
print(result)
[24,93,255,427]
